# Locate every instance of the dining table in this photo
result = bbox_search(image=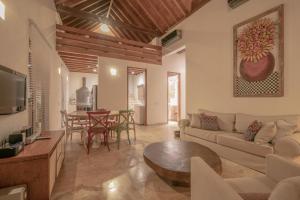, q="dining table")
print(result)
[68,110,120,118]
